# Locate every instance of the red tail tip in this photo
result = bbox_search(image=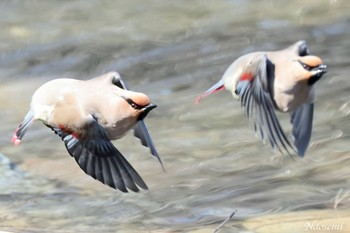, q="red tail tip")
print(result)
[195,94,206,104]
[11,133,21,146]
